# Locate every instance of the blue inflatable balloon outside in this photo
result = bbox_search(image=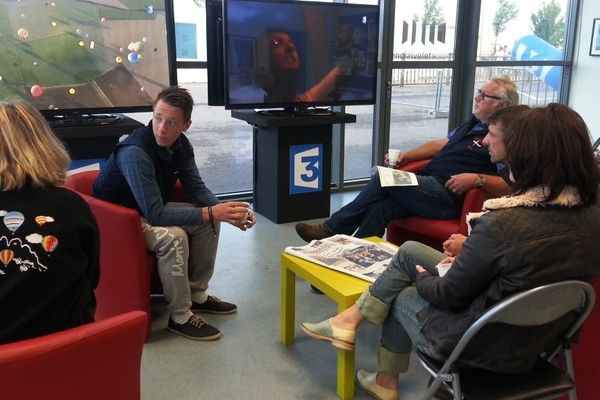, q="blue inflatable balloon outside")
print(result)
[511,35,562,90]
